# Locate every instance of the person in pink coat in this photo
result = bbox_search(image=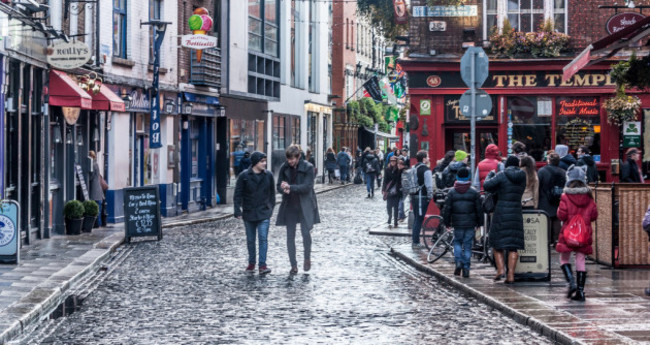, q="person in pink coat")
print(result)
[556,165,598,301]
